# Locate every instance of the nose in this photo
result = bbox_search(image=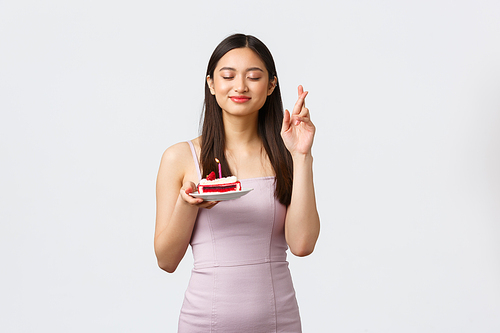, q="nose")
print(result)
[234,76,248,93]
